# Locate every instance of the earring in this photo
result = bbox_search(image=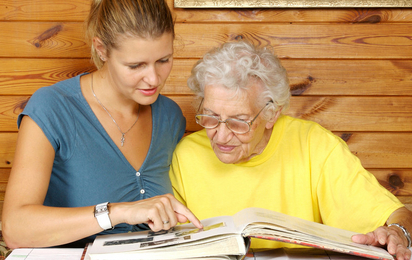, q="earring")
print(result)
[98,52,106,62]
